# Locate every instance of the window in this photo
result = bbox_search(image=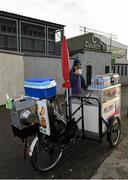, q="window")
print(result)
[33,31,37,37]
[13,27,16,33]
[8,36,17,49]
[29,31,33,36]
[121,66,124,76]
[1,25,6,32]
[22,26,27,35]
[7,26,13,33]
[125,65,127,76]
[105,66,110,73]
[38,32,41,38]
[86,66,92,85]
[1,26,16,34]
[41,32,45,38]
[34,39,45,52]
[48,41,55,53]
[48,28,55,40]
[21,38,33,51]
[117,65,120,74]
